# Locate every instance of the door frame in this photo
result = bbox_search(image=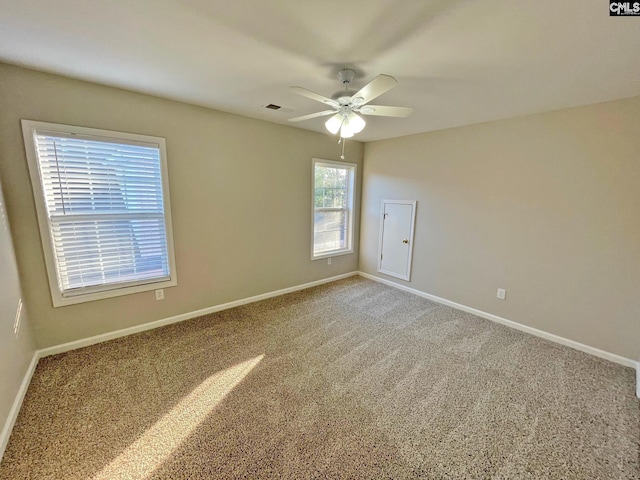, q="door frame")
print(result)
[377,199,417,281]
